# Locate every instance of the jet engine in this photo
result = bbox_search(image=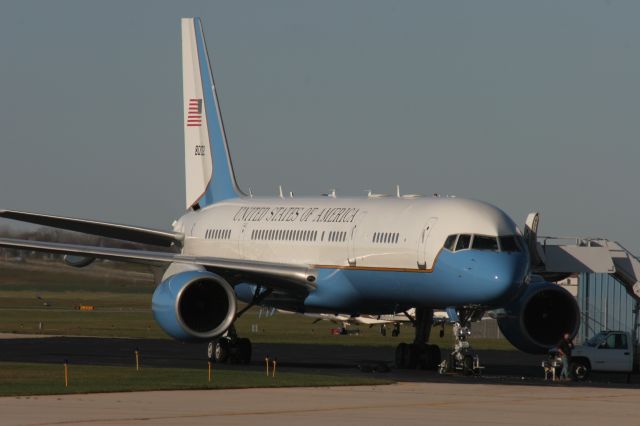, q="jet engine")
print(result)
[497,281,580,354]
[151,270,237,341]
